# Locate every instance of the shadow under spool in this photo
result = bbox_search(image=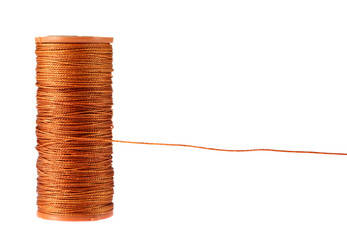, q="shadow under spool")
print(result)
[35,36,114,221]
